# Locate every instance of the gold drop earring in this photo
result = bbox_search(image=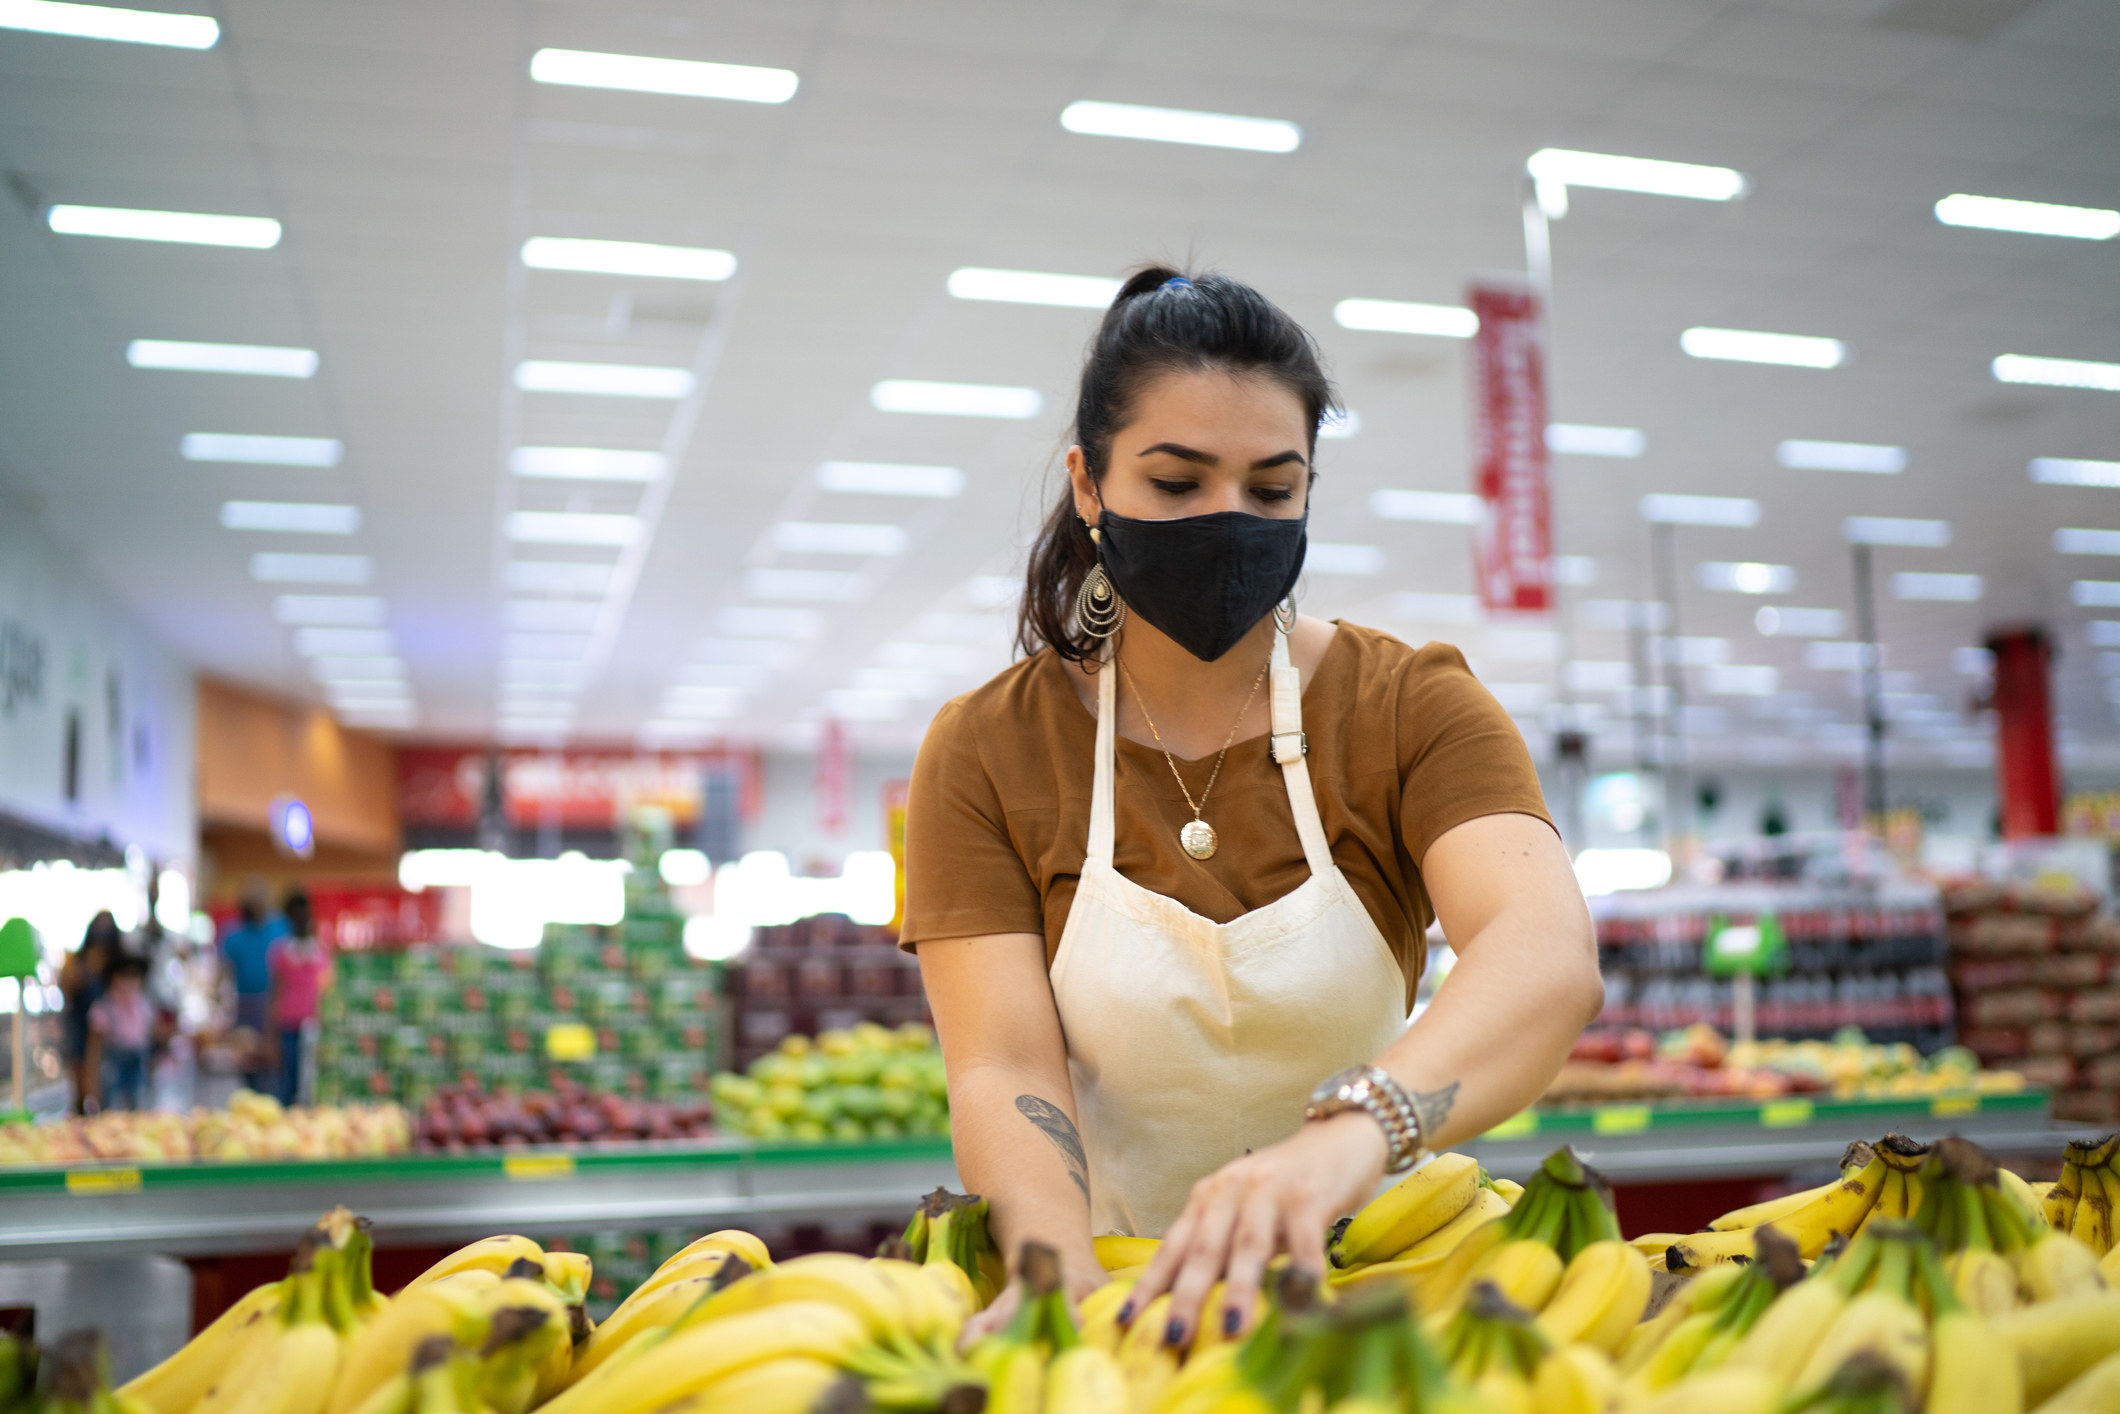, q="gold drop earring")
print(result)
[1076,523,1124,640]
